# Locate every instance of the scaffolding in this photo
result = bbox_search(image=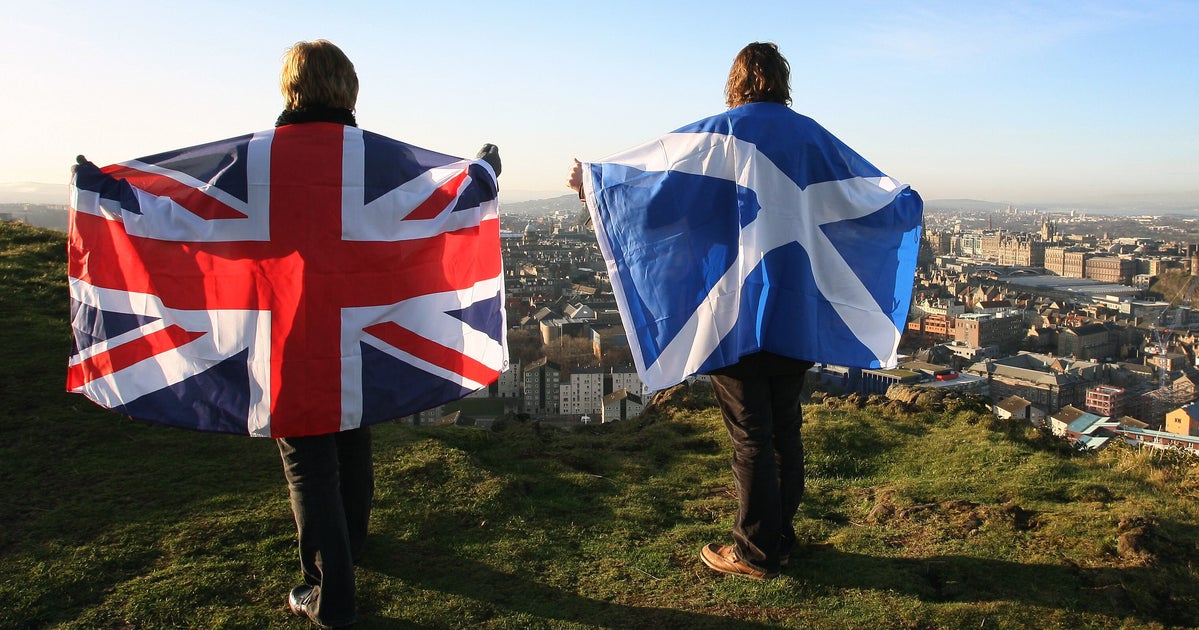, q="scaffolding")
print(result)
[1138,271,1199,425]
